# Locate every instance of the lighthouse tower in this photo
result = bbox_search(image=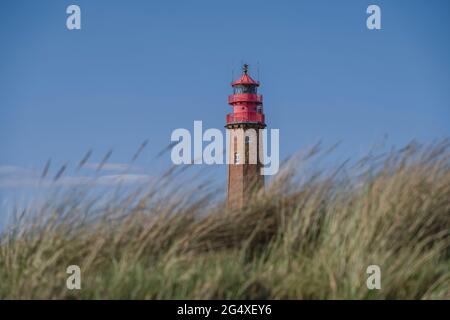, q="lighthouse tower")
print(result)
[226,64,266,208]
